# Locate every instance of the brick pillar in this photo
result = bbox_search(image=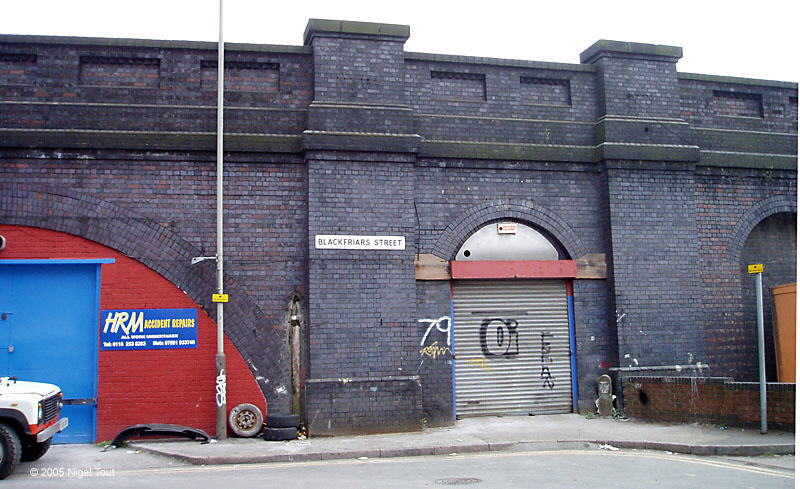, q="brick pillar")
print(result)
[581,41,704,372]
[302,20,422,435]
